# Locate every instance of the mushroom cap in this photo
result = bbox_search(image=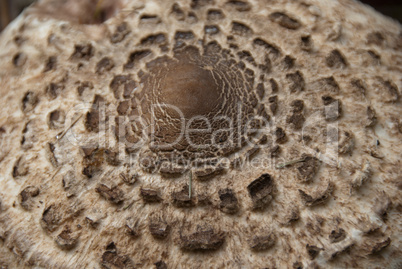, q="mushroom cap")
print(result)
[0,0,401,268]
